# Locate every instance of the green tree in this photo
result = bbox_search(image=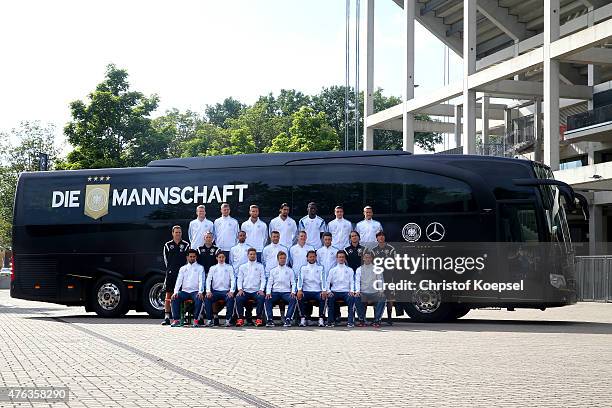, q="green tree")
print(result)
[226,100,286,152]
[205,97,246,128]
[0,121,60,248]
[273,89,311,117]
[209,128,258,156]
[267,107,339,153]
[311,86,441,152]
[61,64,162,169]
[178,123,228,157]
[152,109,204,157]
